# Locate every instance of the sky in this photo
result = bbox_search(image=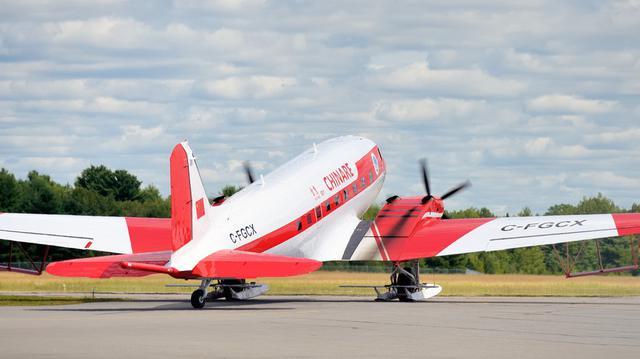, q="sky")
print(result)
[0,0,639,215]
